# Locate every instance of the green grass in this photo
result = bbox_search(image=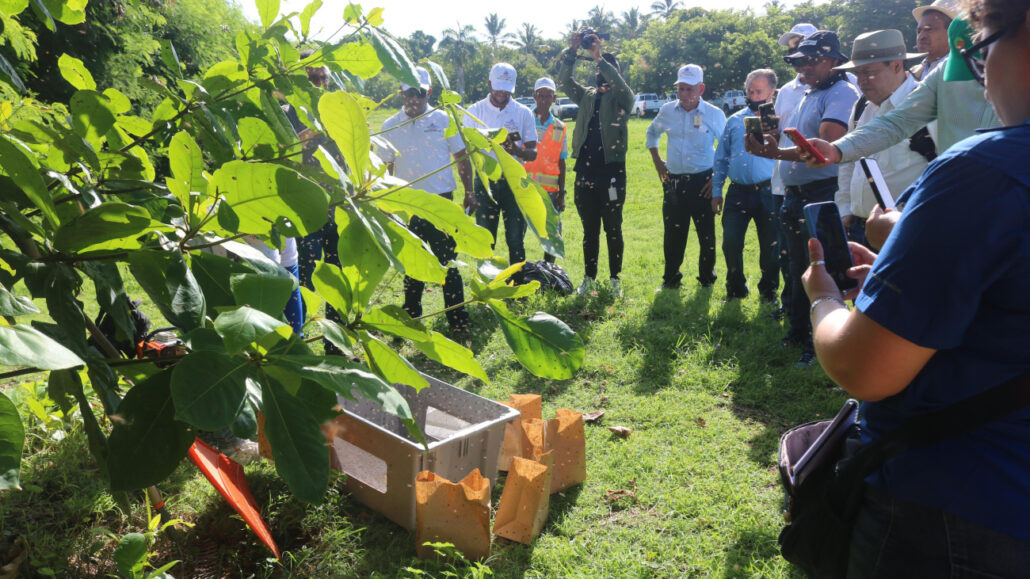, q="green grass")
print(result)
[0,115,848,578]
